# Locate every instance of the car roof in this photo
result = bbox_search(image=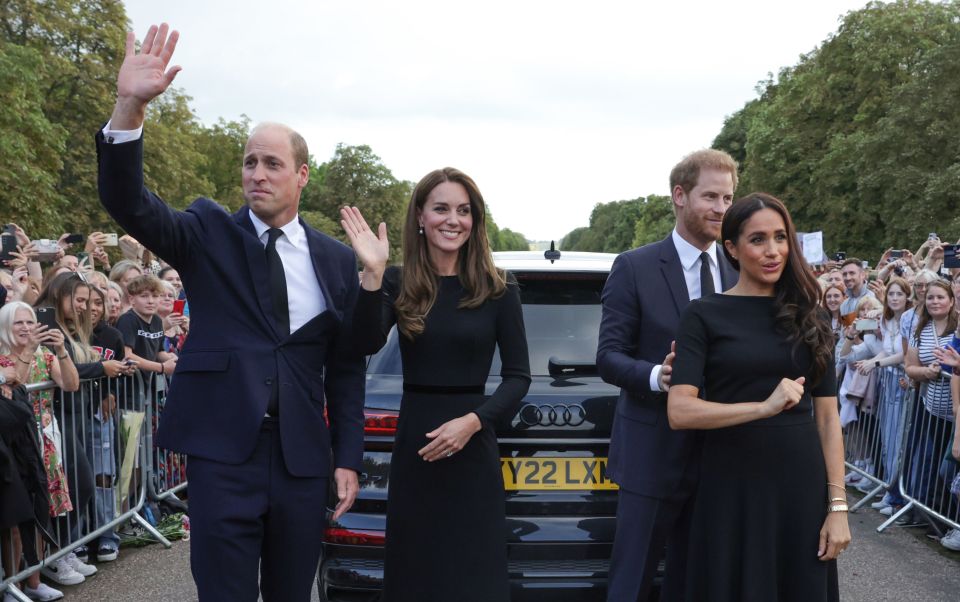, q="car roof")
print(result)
[493,251,616,273]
